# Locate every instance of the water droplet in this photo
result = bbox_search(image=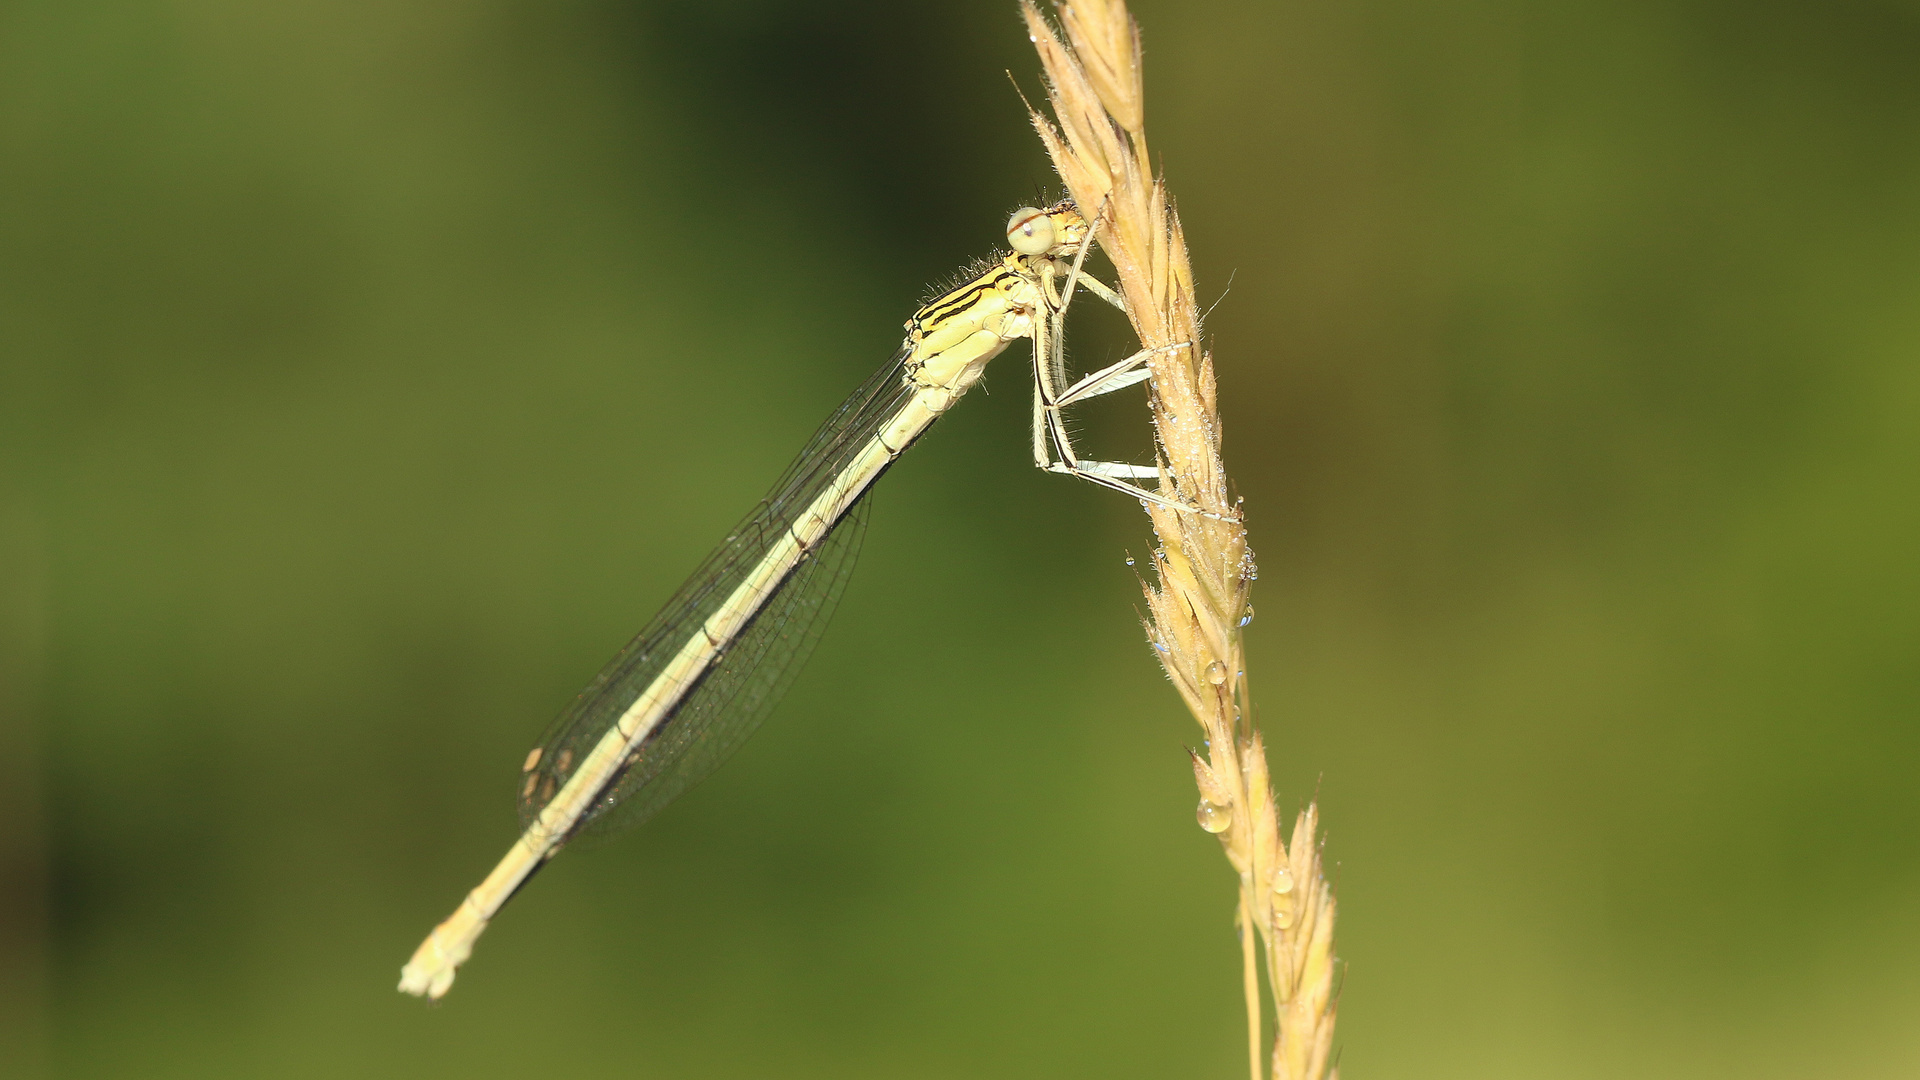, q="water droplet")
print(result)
[1273,906,1295,930]
[1238,603,1255,628]
[1271,867,1295,895]
[1125,556,1135,566]
[1195,799,1232,834]
[1204,660,1228,685]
